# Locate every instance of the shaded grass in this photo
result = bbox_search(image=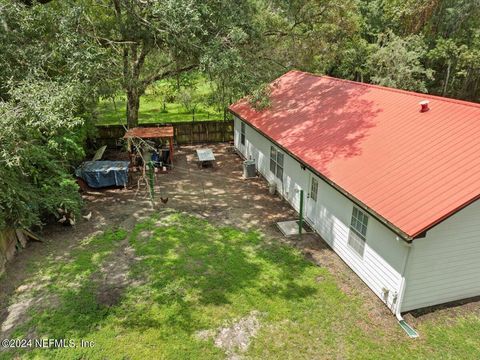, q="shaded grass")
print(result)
[2,213,480,359]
